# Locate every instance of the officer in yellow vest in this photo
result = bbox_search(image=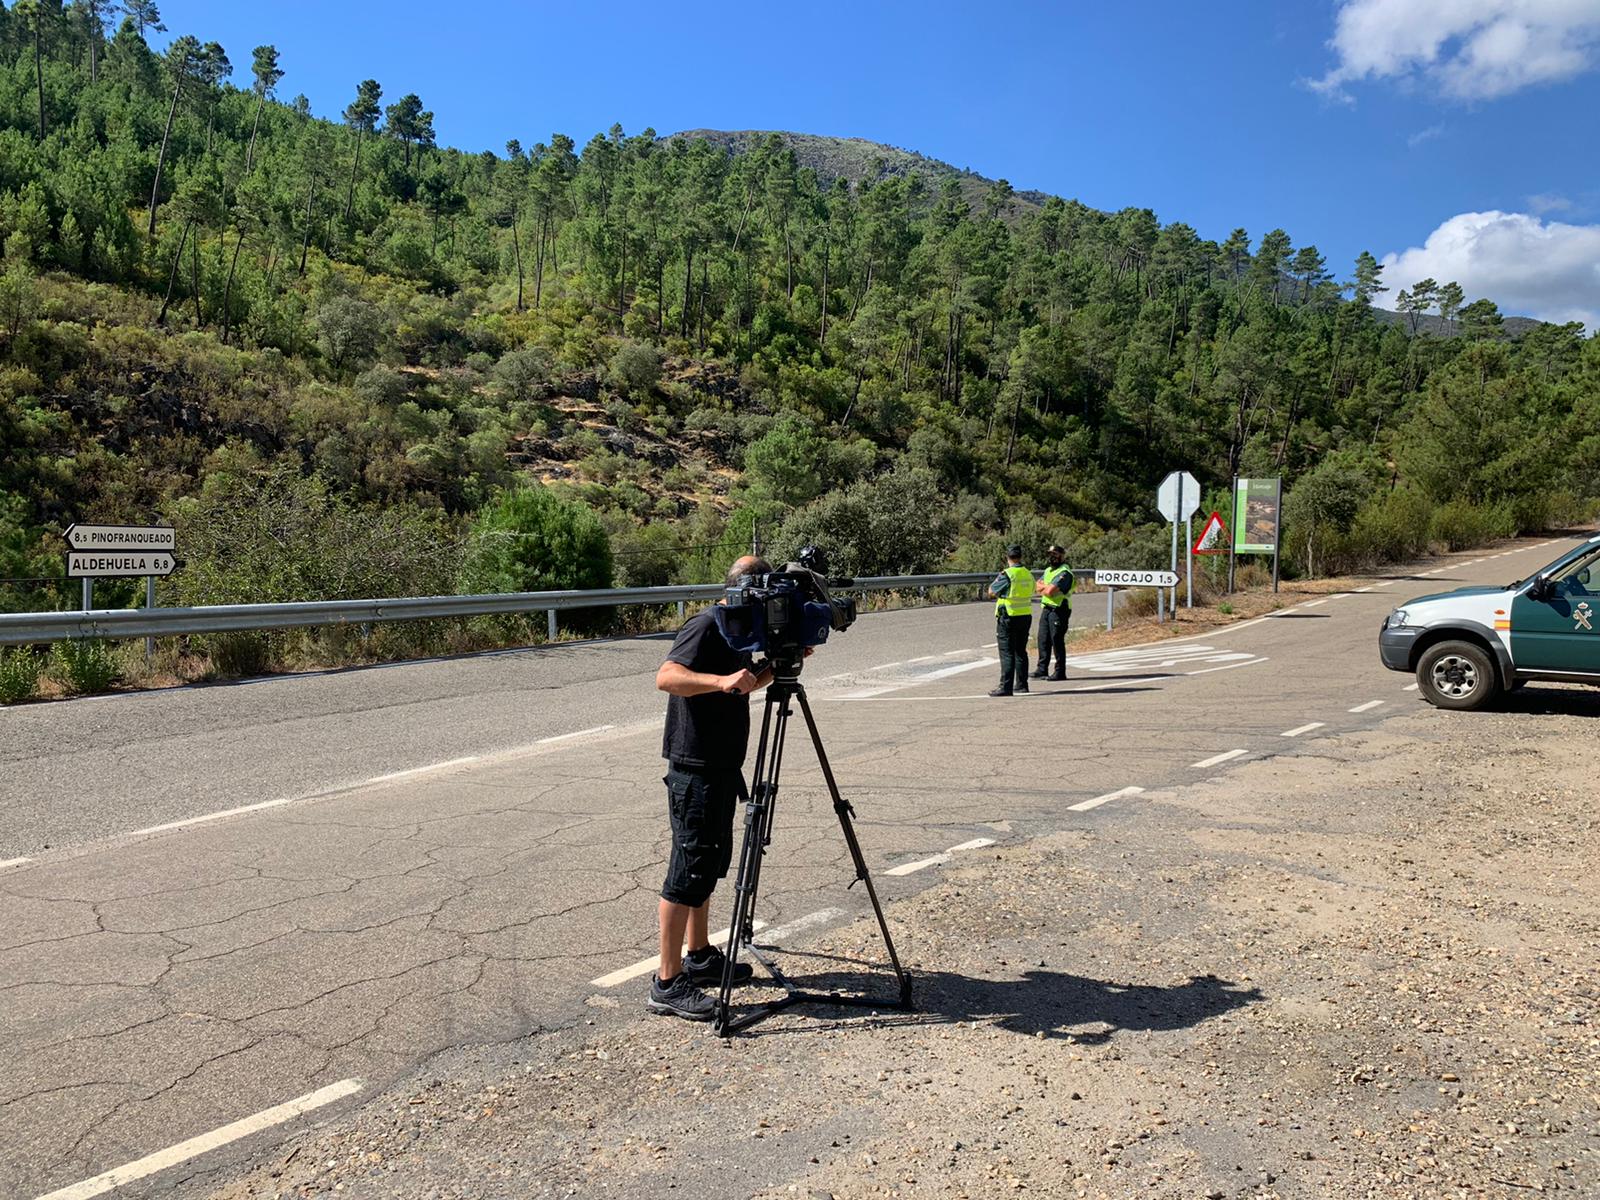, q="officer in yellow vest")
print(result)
[1032,544,1074,682]
[988,544,1034,697]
